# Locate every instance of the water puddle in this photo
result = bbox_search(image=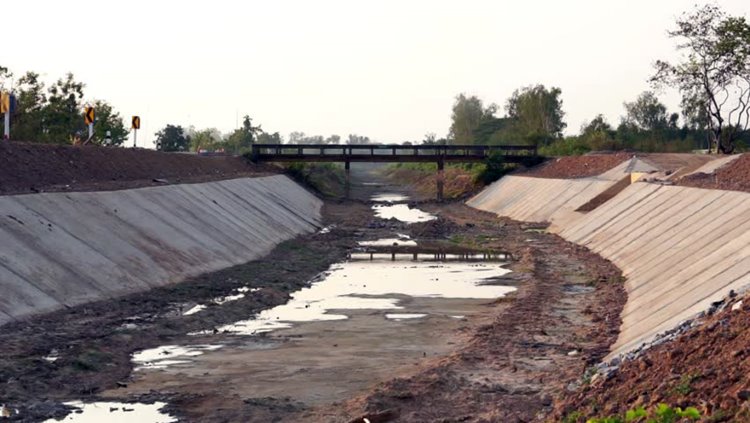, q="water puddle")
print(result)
[358,235,417,247]
[132,345,222,370]
[45,401,175,423]
[215,260,513,335]
[385,313,427,320]
[373,203,436,223]
[371,193,408,202]
[182,287,259,316]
